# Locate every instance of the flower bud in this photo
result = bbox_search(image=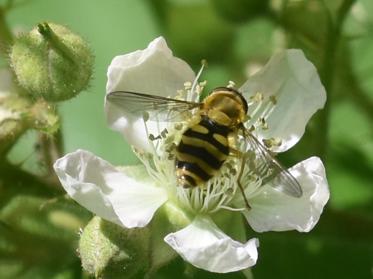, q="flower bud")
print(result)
[78,217,150,279]
[10,22,94,102]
